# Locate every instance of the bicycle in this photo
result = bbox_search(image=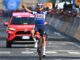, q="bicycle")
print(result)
[35,31,47,60]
